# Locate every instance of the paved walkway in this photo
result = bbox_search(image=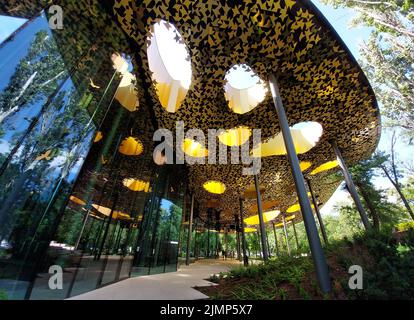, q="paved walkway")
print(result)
[68,259,241,300]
